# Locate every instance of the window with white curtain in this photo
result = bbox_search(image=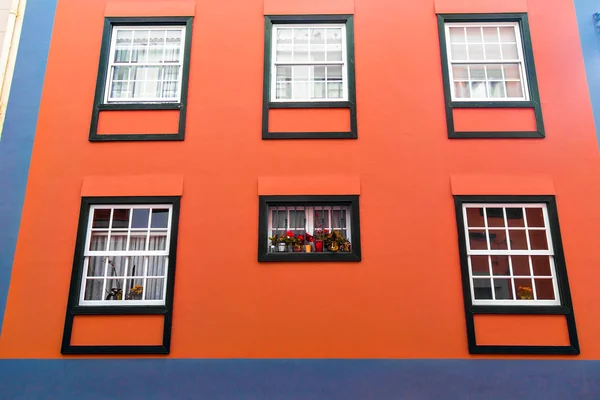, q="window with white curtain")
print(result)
[444,22,529,101]
[271,24,348,101]
[80,205,173,306]
[104,26,186,103]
